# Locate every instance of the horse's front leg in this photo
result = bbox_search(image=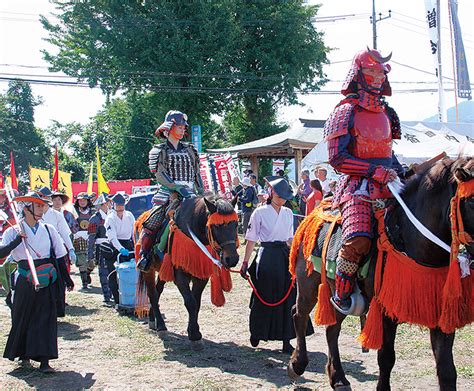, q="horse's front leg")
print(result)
[153,278,167,331]
[174,269,202,345]
[326,312,351,390]
[191,277,208,321]
[430,327,456,391]
[376,315,398,391]
[288,248,319,379]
